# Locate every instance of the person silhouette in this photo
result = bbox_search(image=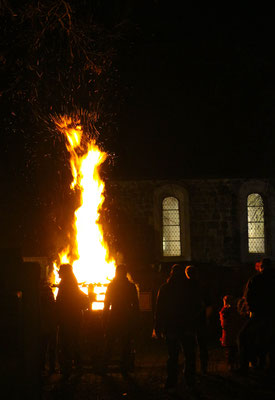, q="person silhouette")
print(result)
[154,264,202,391]
[102,264,139,373]
[56,263,89,377]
